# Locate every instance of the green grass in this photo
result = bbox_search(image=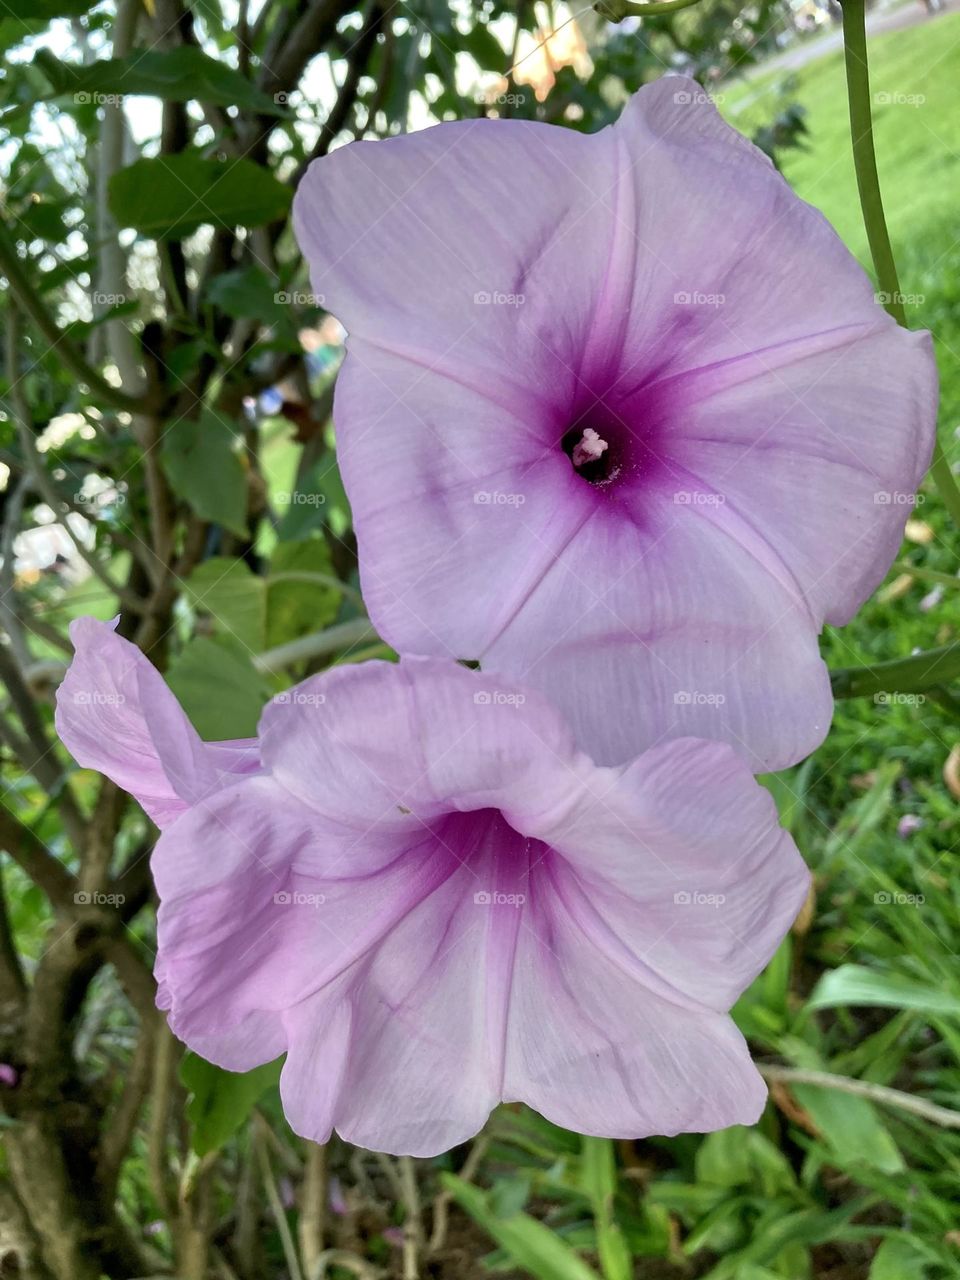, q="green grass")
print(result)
[724,10,960,260]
